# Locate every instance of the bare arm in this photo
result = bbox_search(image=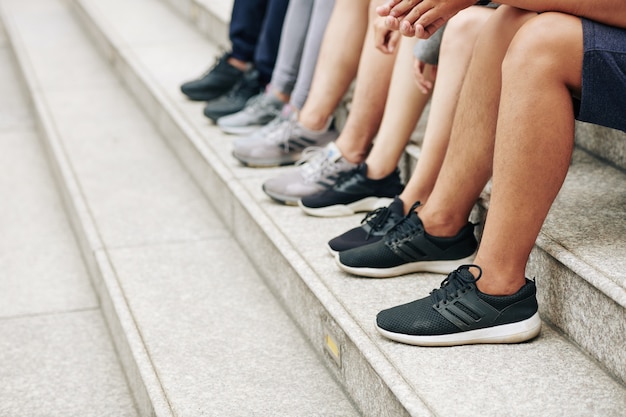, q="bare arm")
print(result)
[378,0,626,39]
